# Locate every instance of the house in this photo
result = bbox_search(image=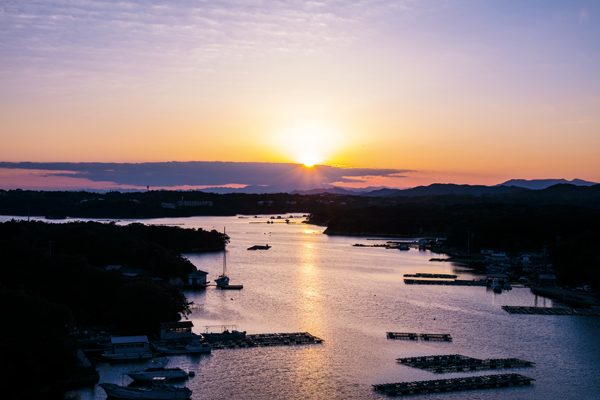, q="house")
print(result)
[159,321,194,340]
[187,270,208,287]
[109,335,150,356]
